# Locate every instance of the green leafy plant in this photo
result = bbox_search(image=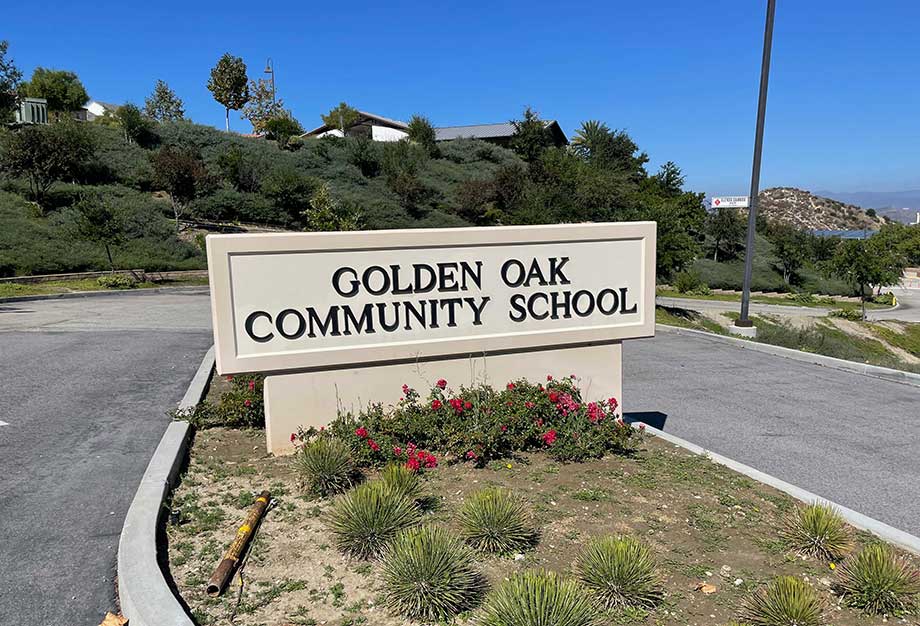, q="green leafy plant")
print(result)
[740,576,824,626]
[478,569,601,626]
[97,273,137,289]
[828,308,863,321]
[175,374,264,429]
[459,487,537,554]
[380,525,483,621]
[575,535,662,610]
[833,543,920,615]
[380,463,421,500]
[326,481,420,559]
[295,437,355,497]
[780,503,853,561]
